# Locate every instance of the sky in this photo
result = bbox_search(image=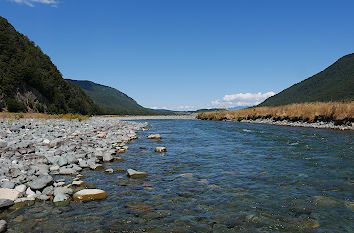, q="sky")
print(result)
[1,0,354,110]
